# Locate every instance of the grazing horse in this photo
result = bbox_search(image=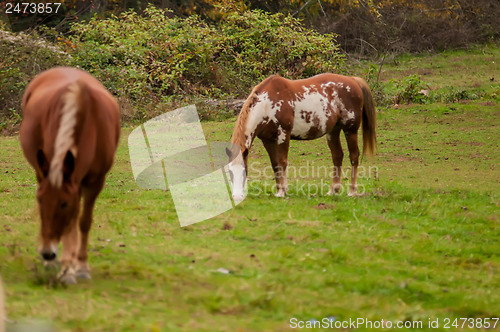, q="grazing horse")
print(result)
[20,67,120,284]
[227,73,376,199]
